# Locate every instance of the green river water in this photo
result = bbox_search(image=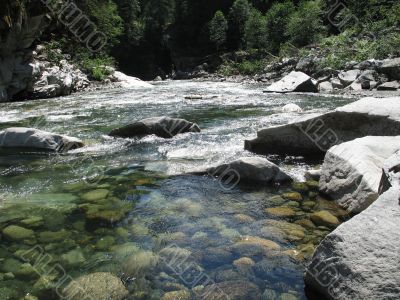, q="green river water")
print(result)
[0,81,354,300]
